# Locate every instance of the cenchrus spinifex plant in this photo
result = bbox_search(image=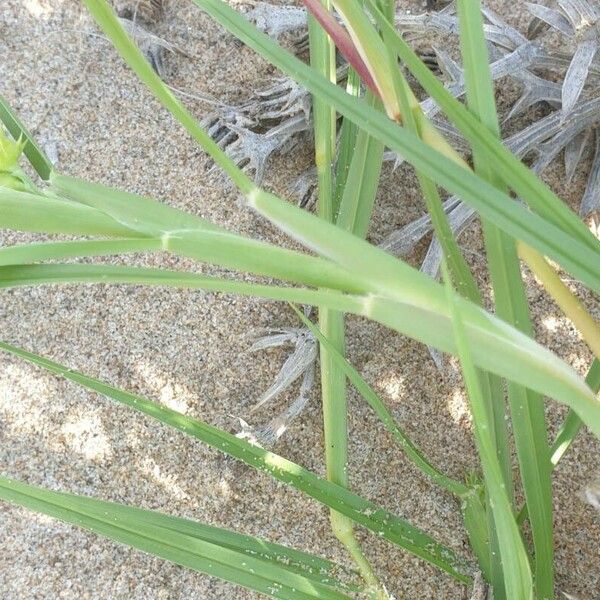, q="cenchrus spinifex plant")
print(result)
[1,0,599,598]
